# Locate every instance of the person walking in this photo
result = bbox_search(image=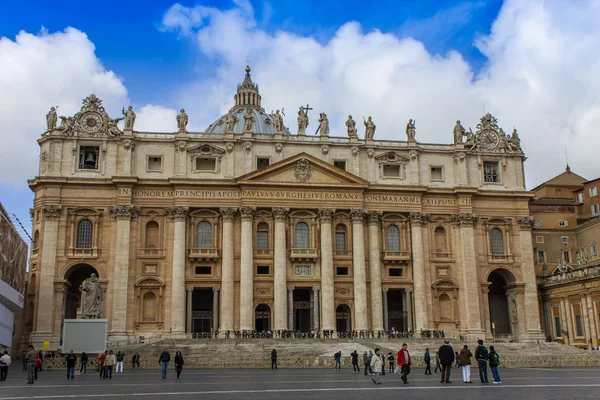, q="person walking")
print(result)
[65,350,77,379]
[363,351,369,376]
[454,351,460,368]
[398,343,411,384]
[0,351,11,381]
[488,345,501,384]
[26,345,37,384]
[271,349,278,370]
[367,350,374,375]
[80,352,88,374]
[132,353,140,369]
[174,351,184,379]
[334,351,342,370]
[370,348,383,384]
[98,351,107,379]
[459,345,473,384]
[351,350,360,373]
[438,340,454,384]
[387,352,395,373]
[424,348,432,375]
[475,339,489,384]
[434,351,440,373]
[104,350,116,379]
[116,351,124,373]
[159,348,170,379]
